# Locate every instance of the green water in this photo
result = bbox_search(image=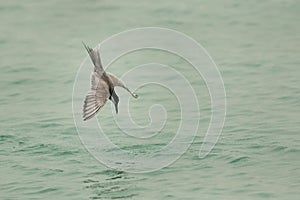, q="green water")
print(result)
[1,0,299,199]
